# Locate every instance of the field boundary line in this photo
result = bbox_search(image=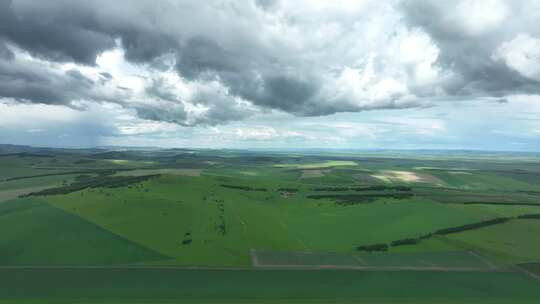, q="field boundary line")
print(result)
[251,264,514,272]
[467,250,498,270]
[514,265,540,281]
[0,265,516,273]
[351,254,367,266]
